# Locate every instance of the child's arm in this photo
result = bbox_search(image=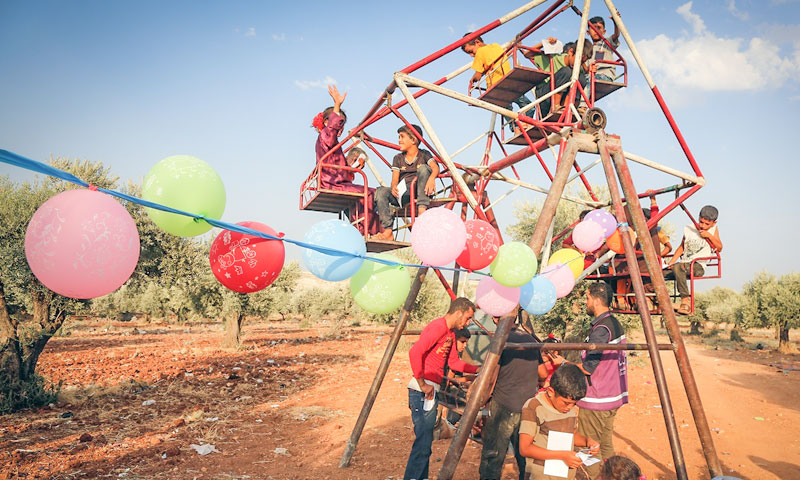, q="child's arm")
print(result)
[537,362,549,383]
[660,237,673,257]
[610,14,621,43]
[447,341,479,375]
[667,239,685,267]
[468,71,482,92]
[425,158,440,196]
[701,227,723,252]
[390,170,401,198]
[518,433,583,468]
[328,84,347,115]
